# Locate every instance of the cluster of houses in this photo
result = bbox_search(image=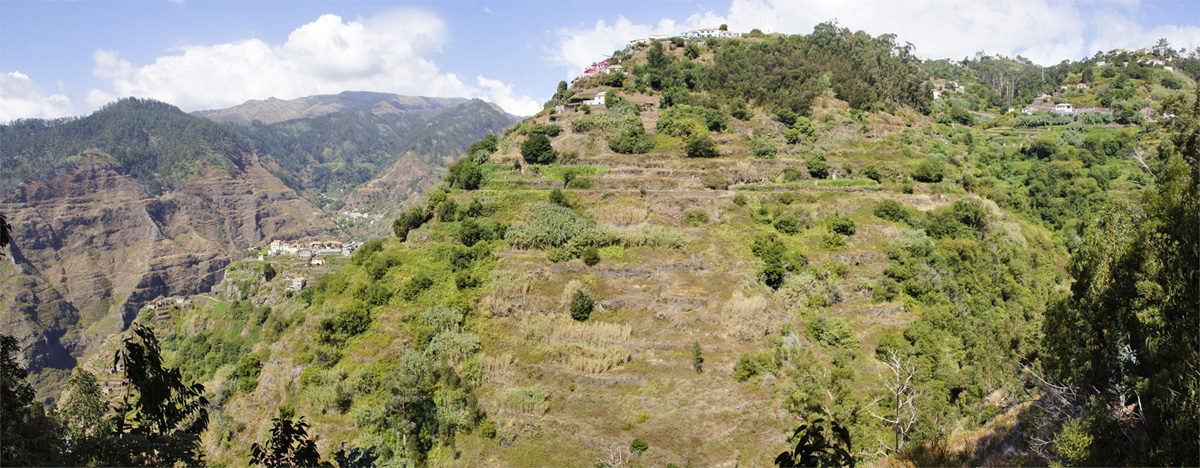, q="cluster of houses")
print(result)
[269,239,355,258]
